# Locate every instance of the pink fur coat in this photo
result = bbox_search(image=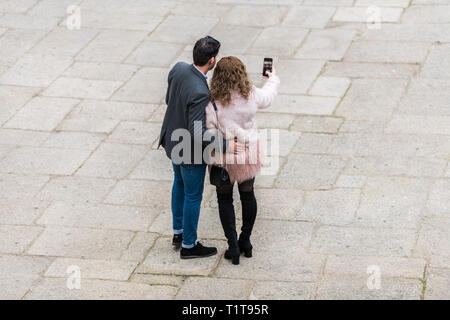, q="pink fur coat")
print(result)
[206,74,280,183]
